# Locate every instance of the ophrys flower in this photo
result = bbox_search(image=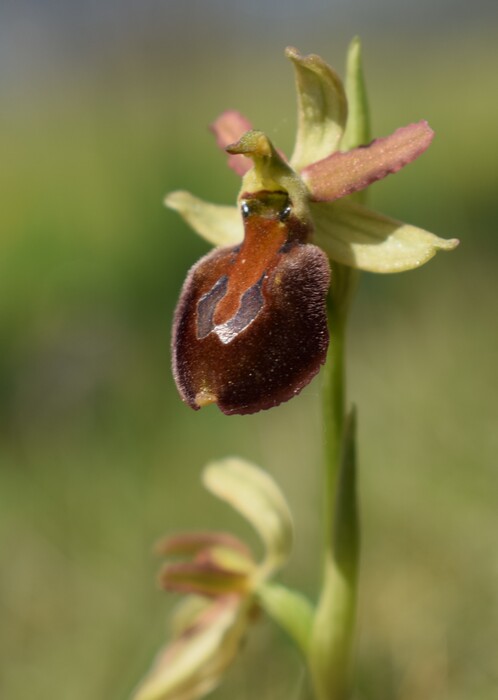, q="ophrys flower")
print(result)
[132,457,297,700]
[167,43,458,415]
